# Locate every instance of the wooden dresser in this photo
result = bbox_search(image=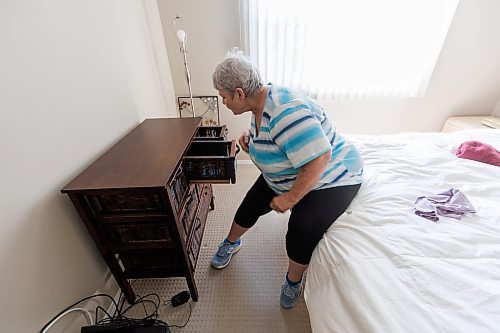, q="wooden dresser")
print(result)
[61,117,236,303]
